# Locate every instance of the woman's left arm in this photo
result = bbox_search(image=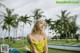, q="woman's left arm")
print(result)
[44,33,48,53]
